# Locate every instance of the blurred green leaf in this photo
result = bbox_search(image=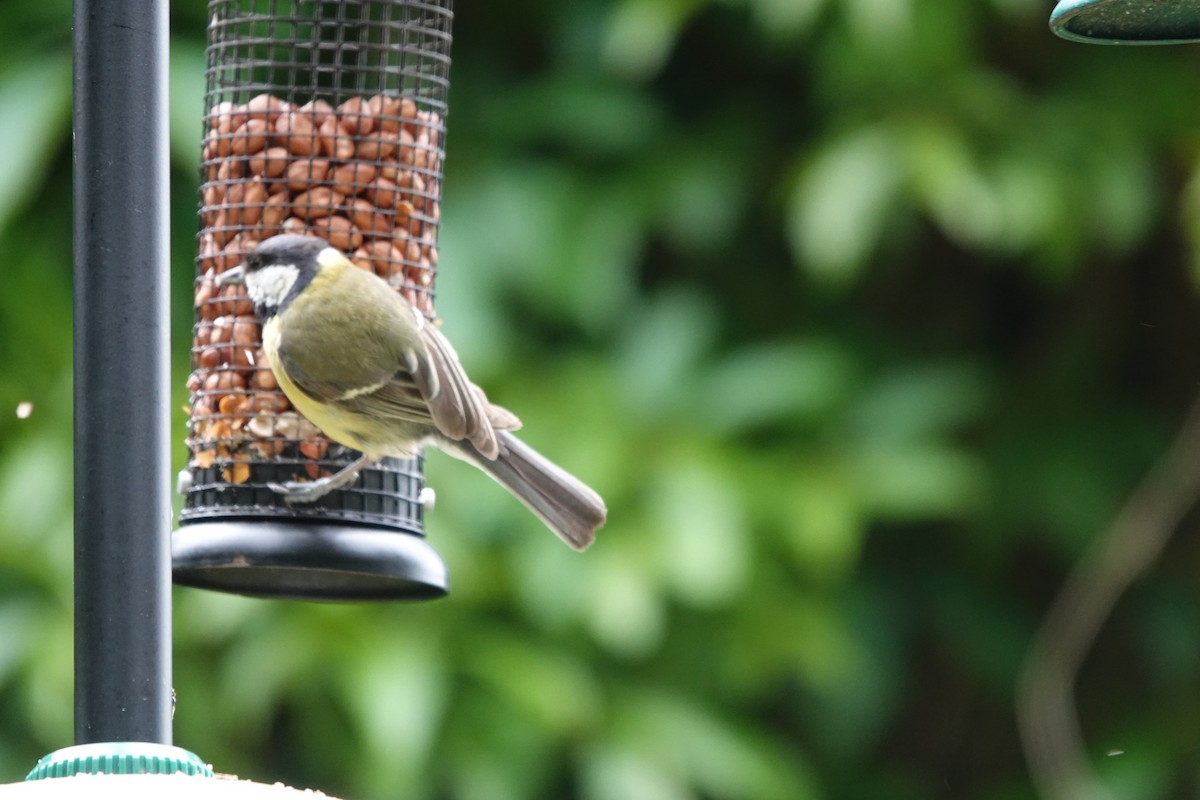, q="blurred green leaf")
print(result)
[603,0,701,79]
[0,56,70,236]
[651,459,750,606]
[582,747,693,800]
[744,0,826,39]
[615,288,717,422]
[701,340,857,433]
[0,602,40,685]
[467,629,601,735]
[784,463,864,579]
[587,548,667,657]
[608,691,820,800]
[345,633,448,791]
[902,117,1004,247]
[477,74,665,156]
[0,436,73,577]
[787,126,904,286]
[794,586,910,761]
[169,41,207,173]
[852,443,986,519]
[846,362,990,445]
